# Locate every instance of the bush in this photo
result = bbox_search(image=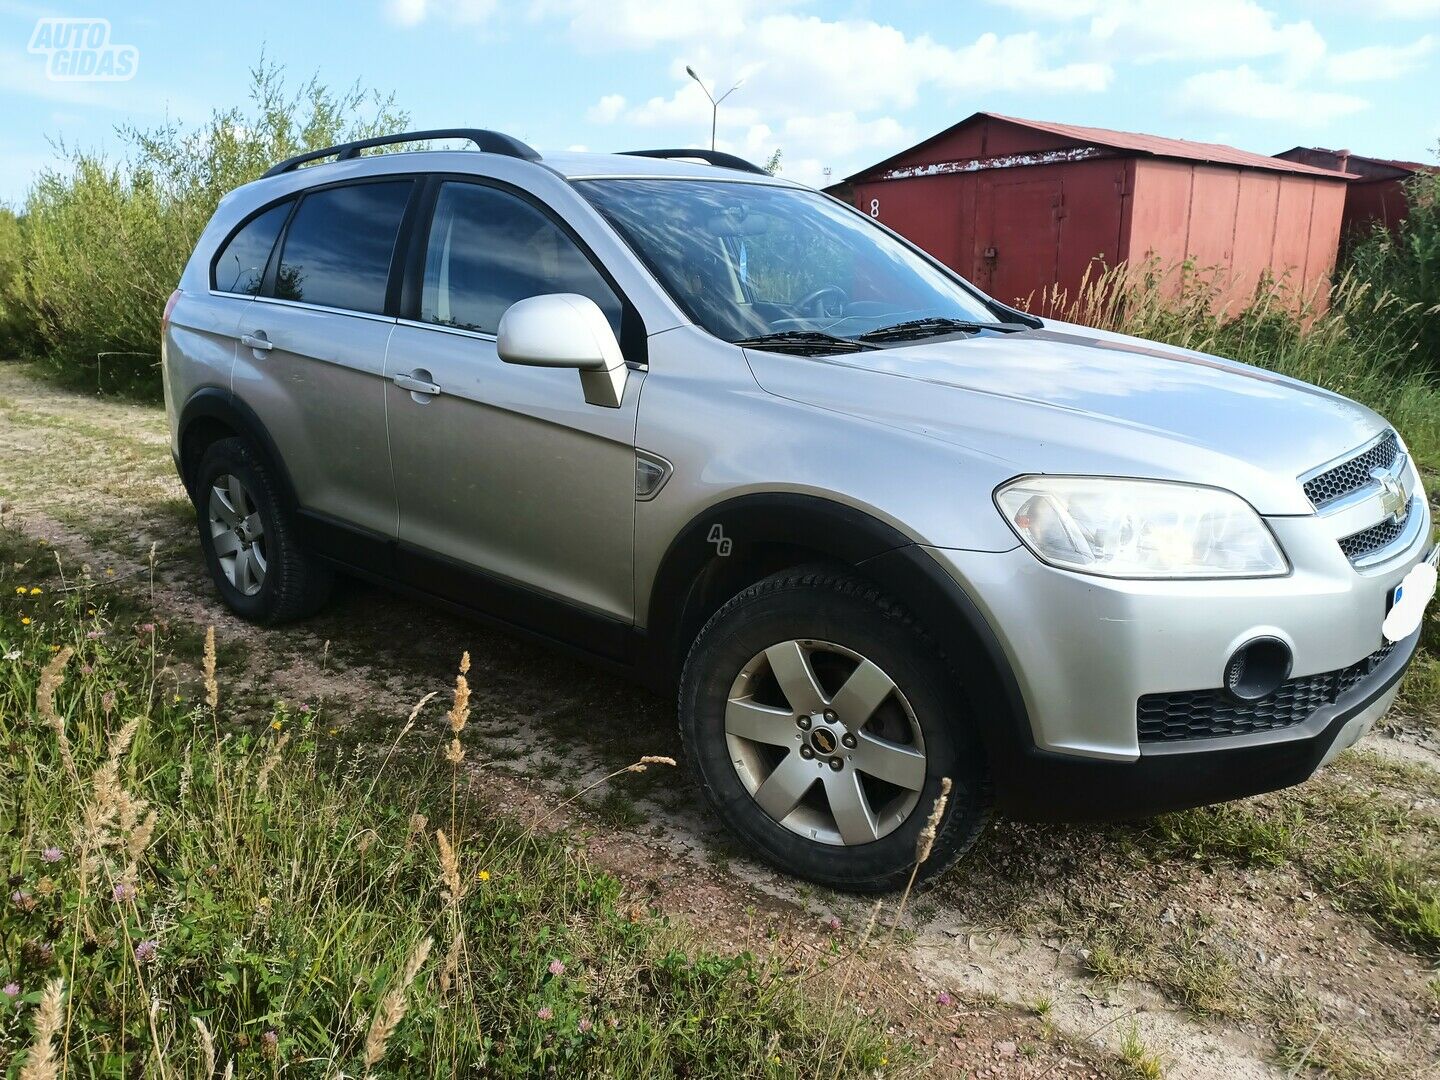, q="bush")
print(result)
[0,208,38,358]
[11,58,408,398]
[1342,157,1440,376]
